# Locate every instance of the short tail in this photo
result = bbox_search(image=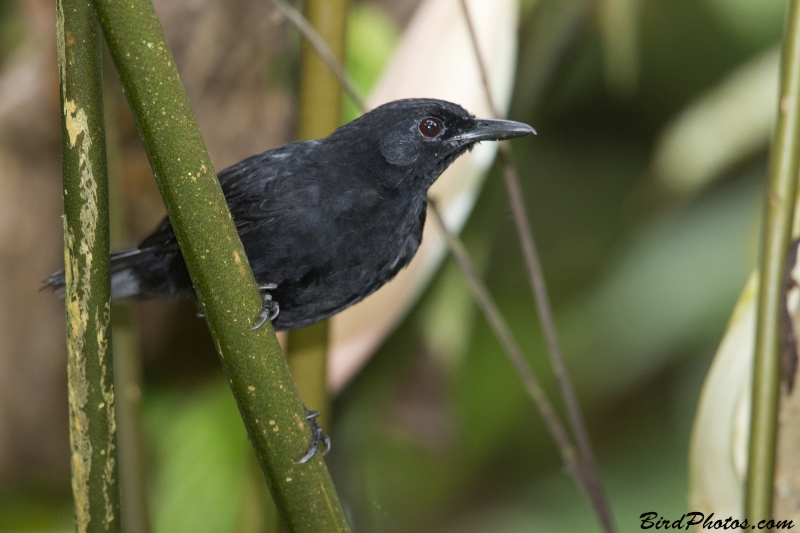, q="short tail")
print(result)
[43,248,147,300]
